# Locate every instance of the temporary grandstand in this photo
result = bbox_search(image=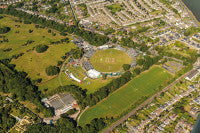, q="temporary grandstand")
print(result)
[115,44,127,52]
[84,49,96,58]
[42,94,77,116]
[127,48,138,58]
[65,70,82,83]
[82,61,94,71]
